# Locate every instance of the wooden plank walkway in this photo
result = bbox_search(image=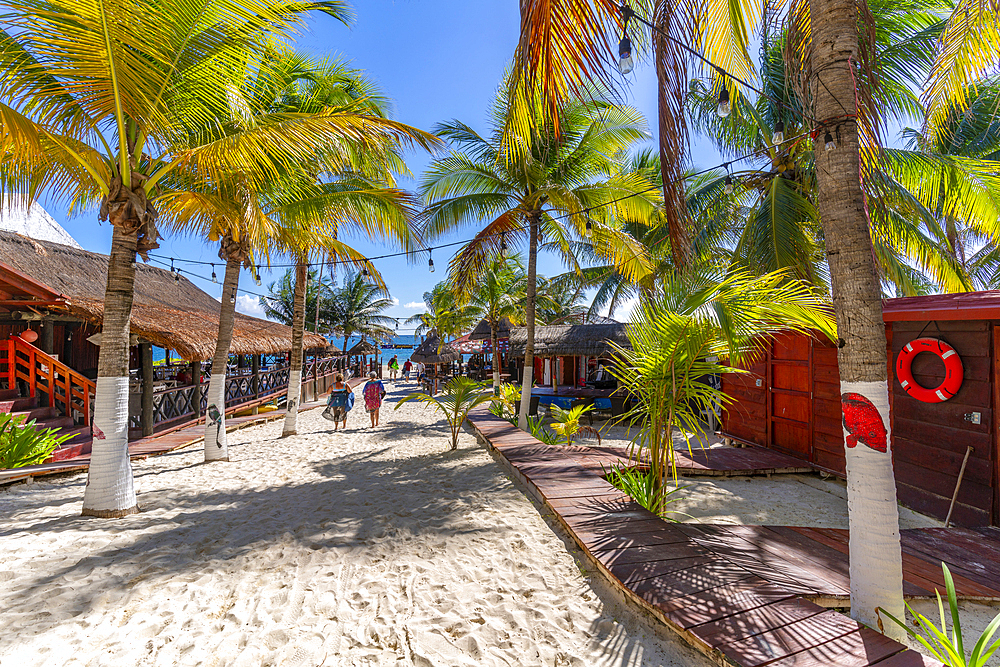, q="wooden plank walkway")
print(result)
[556,443,814,477]
[0,379,363,486]
[467,409,957,667]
